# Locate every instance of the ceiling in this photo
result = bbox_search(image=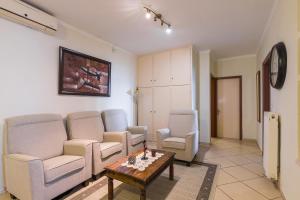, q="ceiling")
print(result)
[25,0,275,58]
